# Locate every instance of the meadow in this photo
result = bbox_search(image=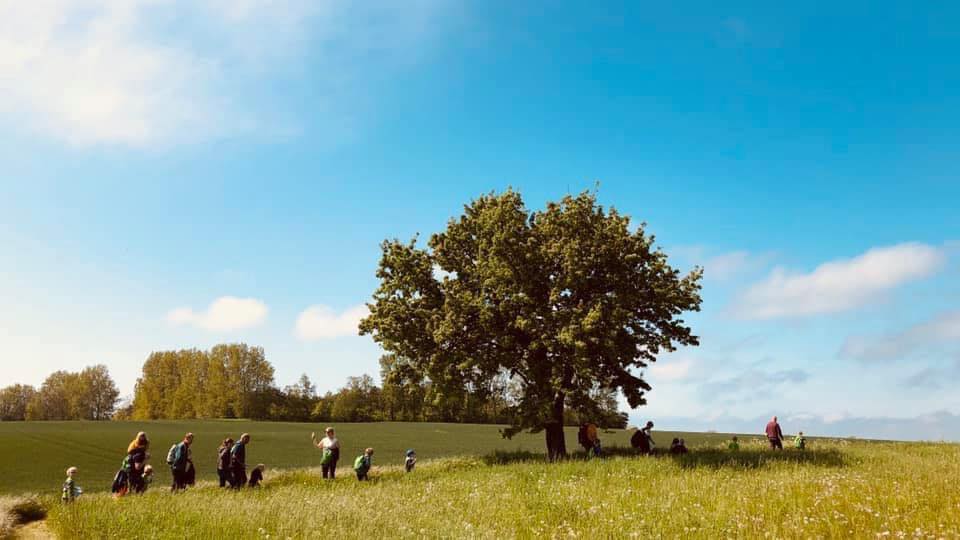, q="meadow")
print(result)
[36,439,960,539]
[3,422,959,539]
[0,420,734,496]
